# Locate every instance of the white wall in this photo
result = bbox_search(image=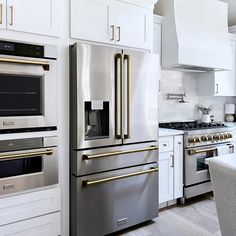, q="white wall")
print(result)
[159,70,236,123]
